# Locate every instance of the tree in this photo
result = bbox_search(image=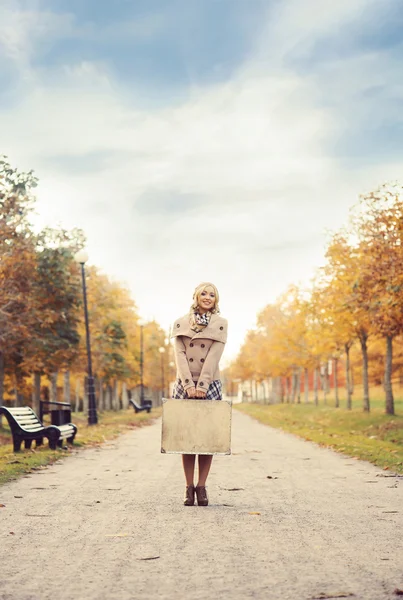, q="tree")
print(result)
[352,183,403,415]
[0,157,38,410]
